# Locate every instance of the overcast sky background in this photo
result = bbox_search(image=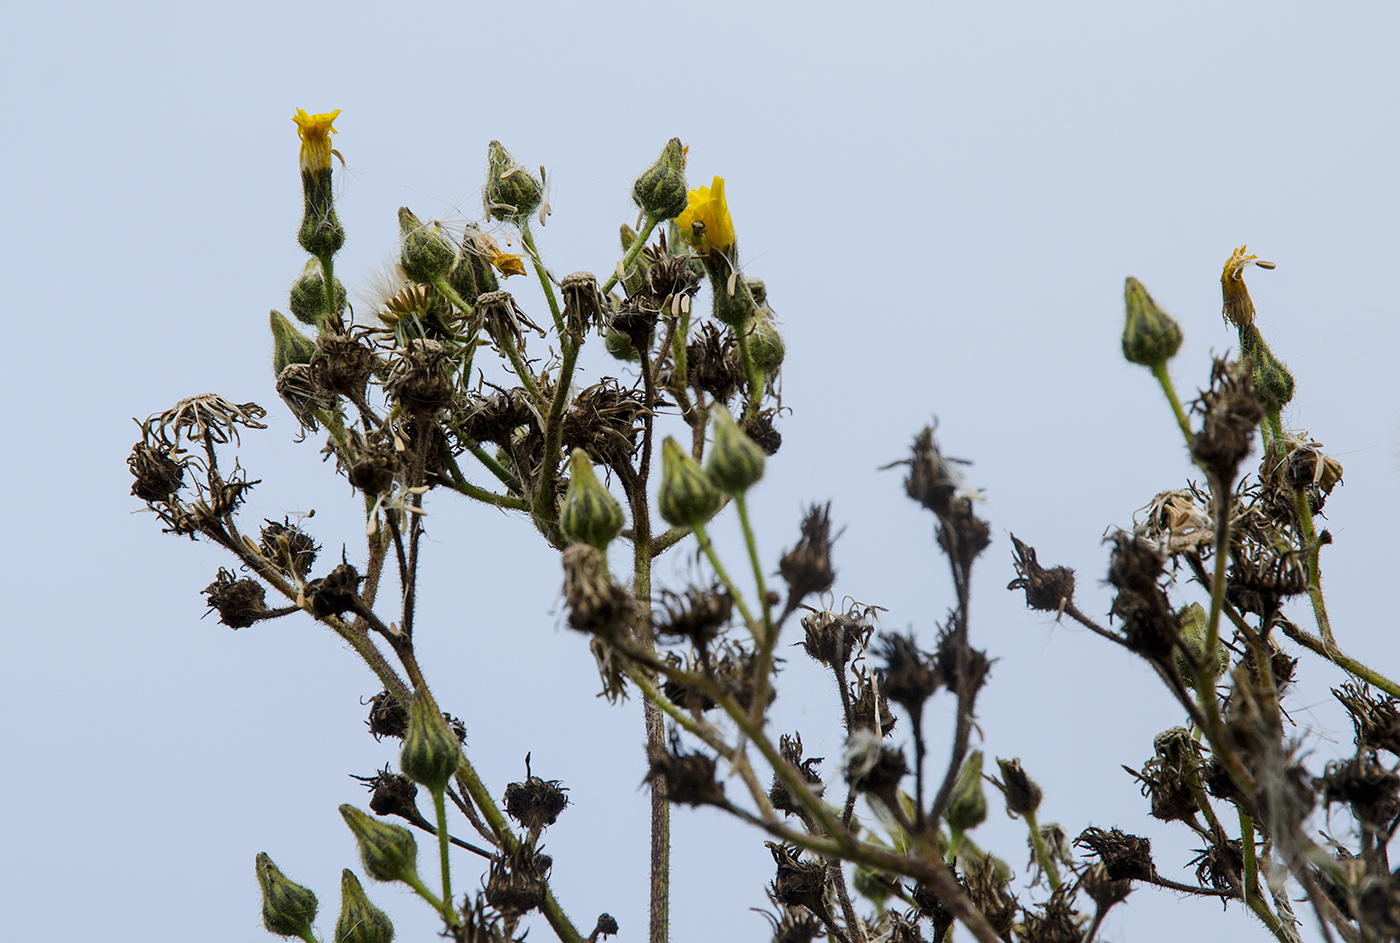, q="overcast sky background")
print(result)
[5,2,1399,941]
